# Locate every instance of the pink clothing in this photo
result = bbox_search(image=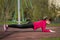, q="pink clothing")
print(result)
[33,20,50,32]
